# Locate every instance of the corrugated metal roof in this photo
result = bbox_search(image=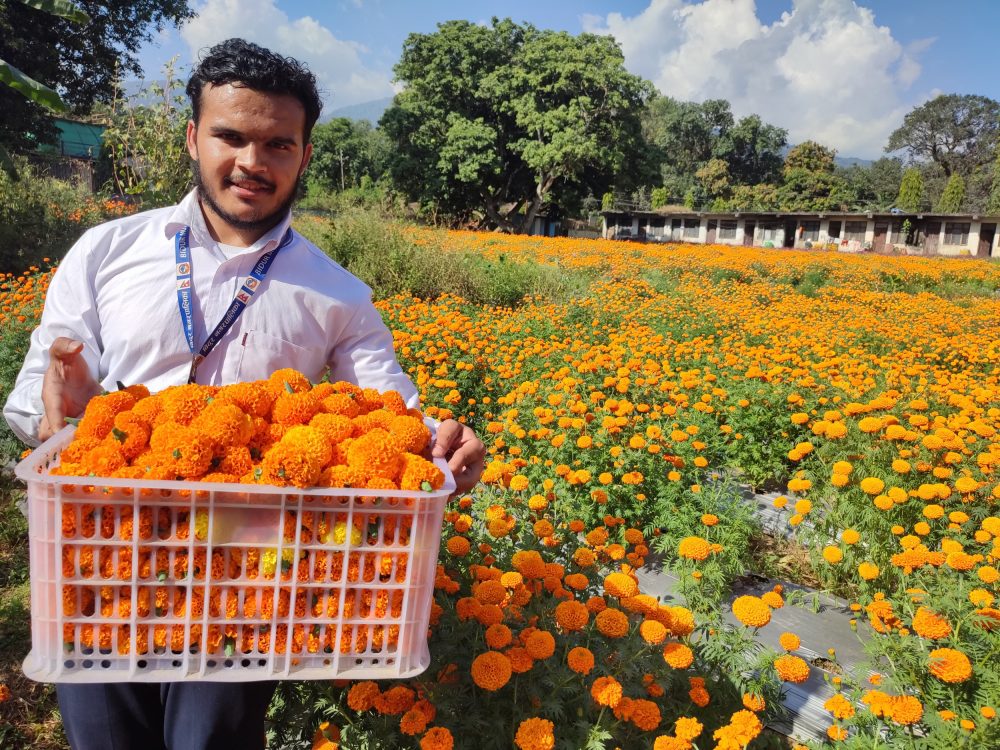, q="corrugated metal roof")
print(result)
[36,118,105,160]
